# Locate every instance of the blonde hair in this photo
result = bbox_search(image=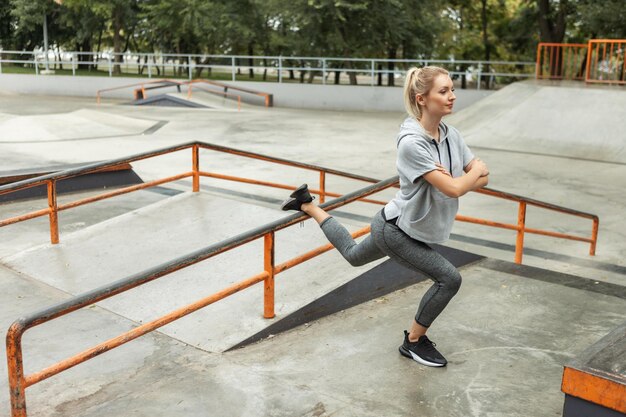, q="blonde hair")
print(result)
[403,66,450,120]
